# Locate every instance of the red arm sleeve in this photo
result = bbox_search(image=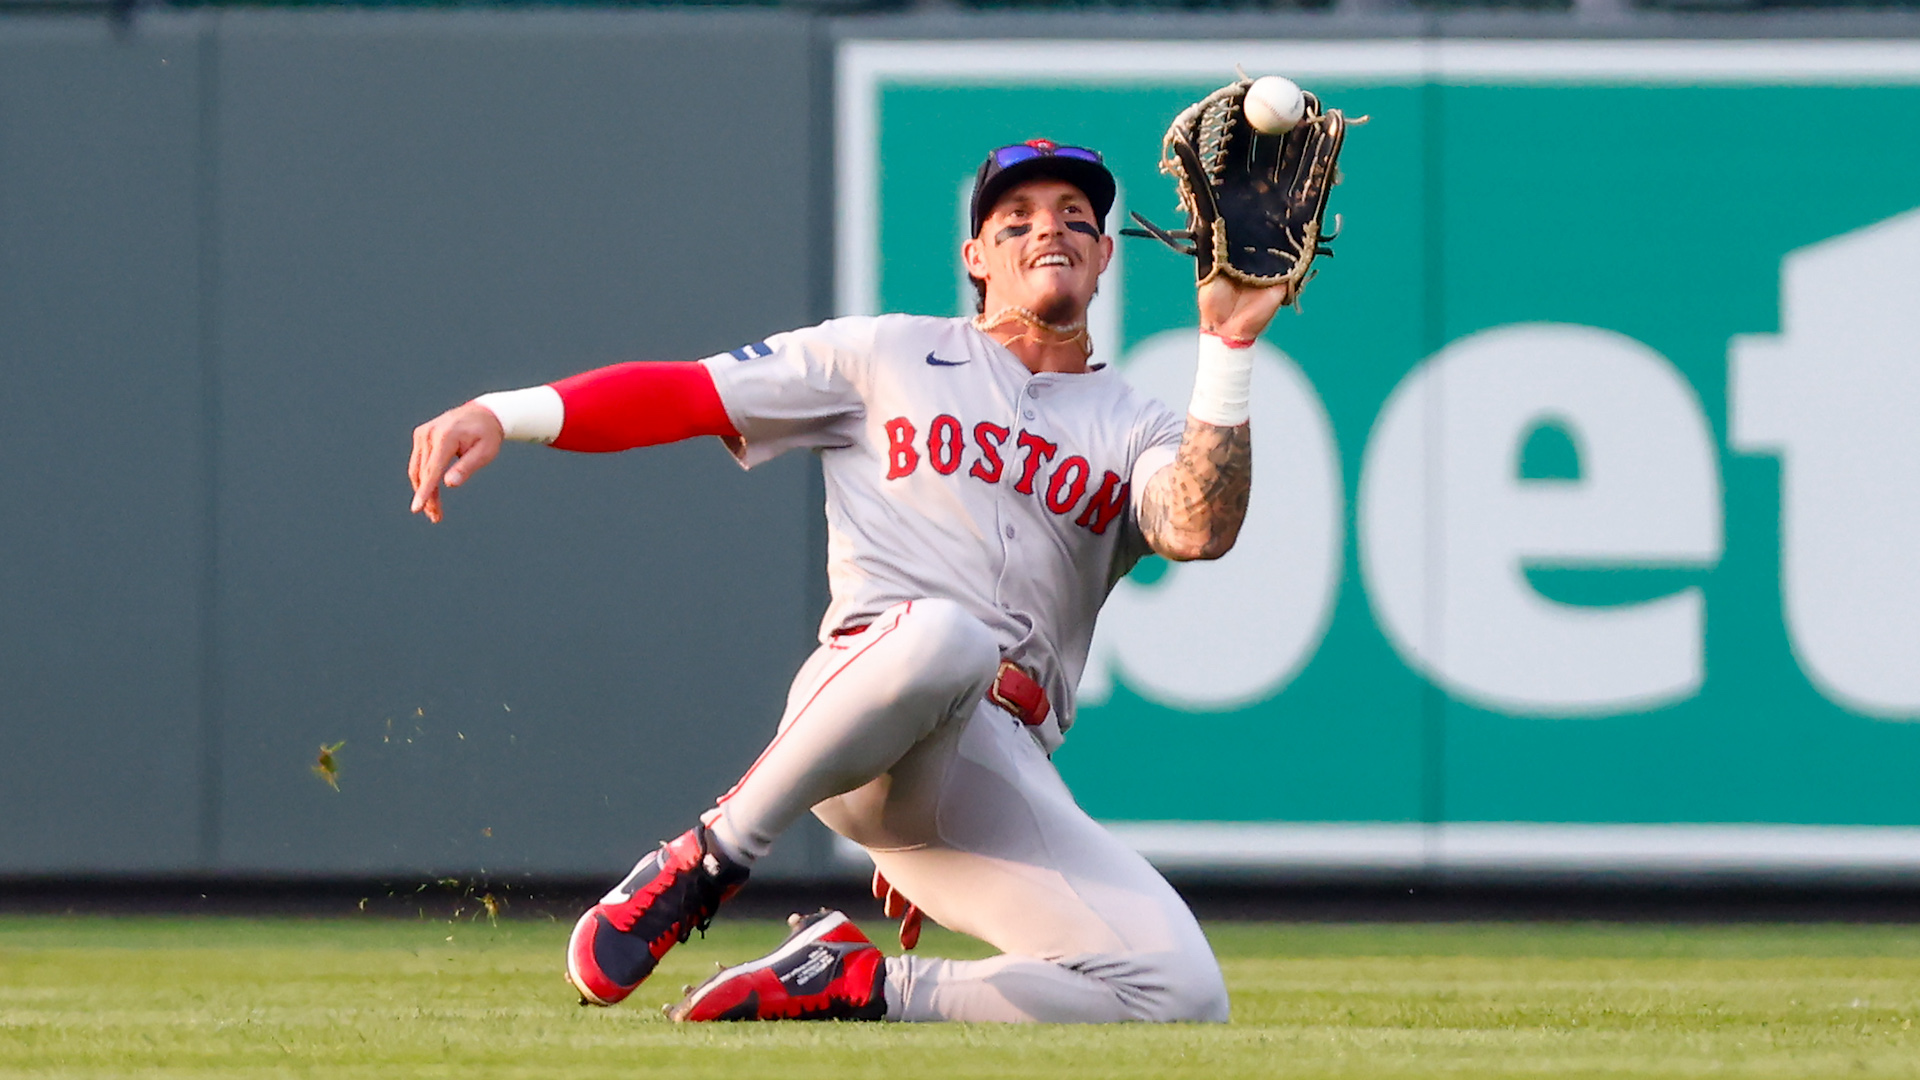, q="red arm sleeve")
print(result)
[547,361,739,453]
